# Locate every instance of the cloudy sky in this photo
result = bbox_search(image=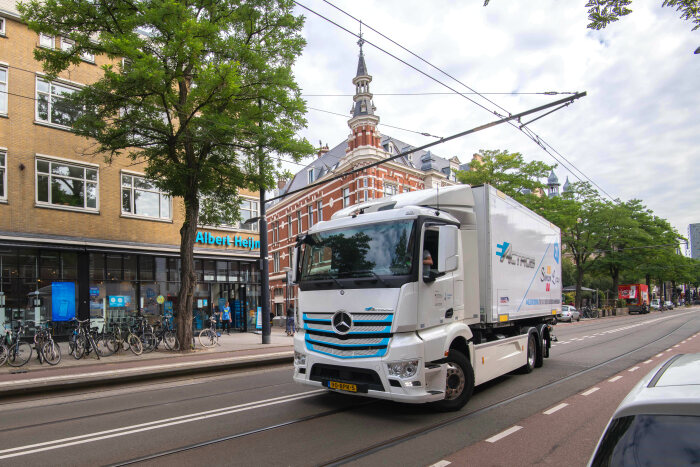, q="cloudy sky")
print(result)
[286,0,699,251]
